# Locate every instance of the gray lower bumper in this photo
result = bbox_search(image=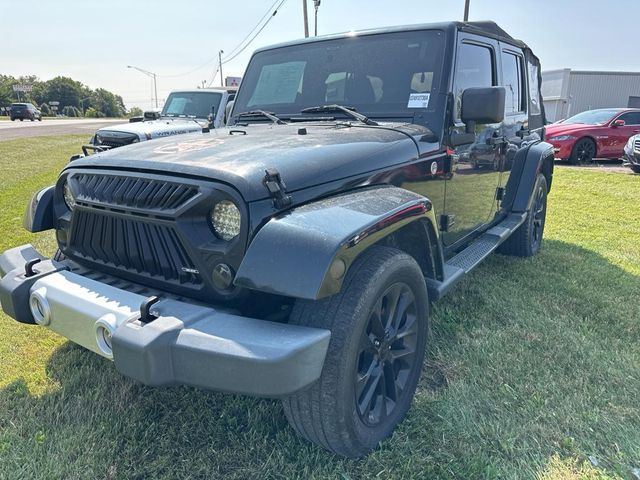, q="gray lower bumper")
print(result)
[0,245,330,397]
